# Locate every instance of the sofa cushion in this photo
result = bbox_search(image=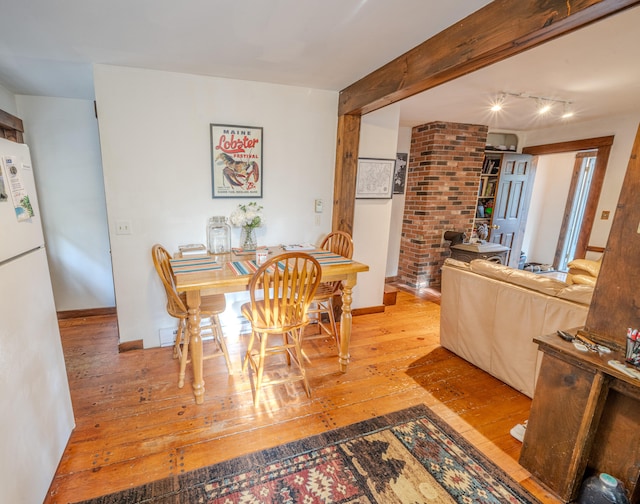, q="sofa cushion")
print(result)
[469,259,568,296]
[567,257,601,277]
[570,274,597,287]
[443,257,471,271]
[557,284,594,304]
